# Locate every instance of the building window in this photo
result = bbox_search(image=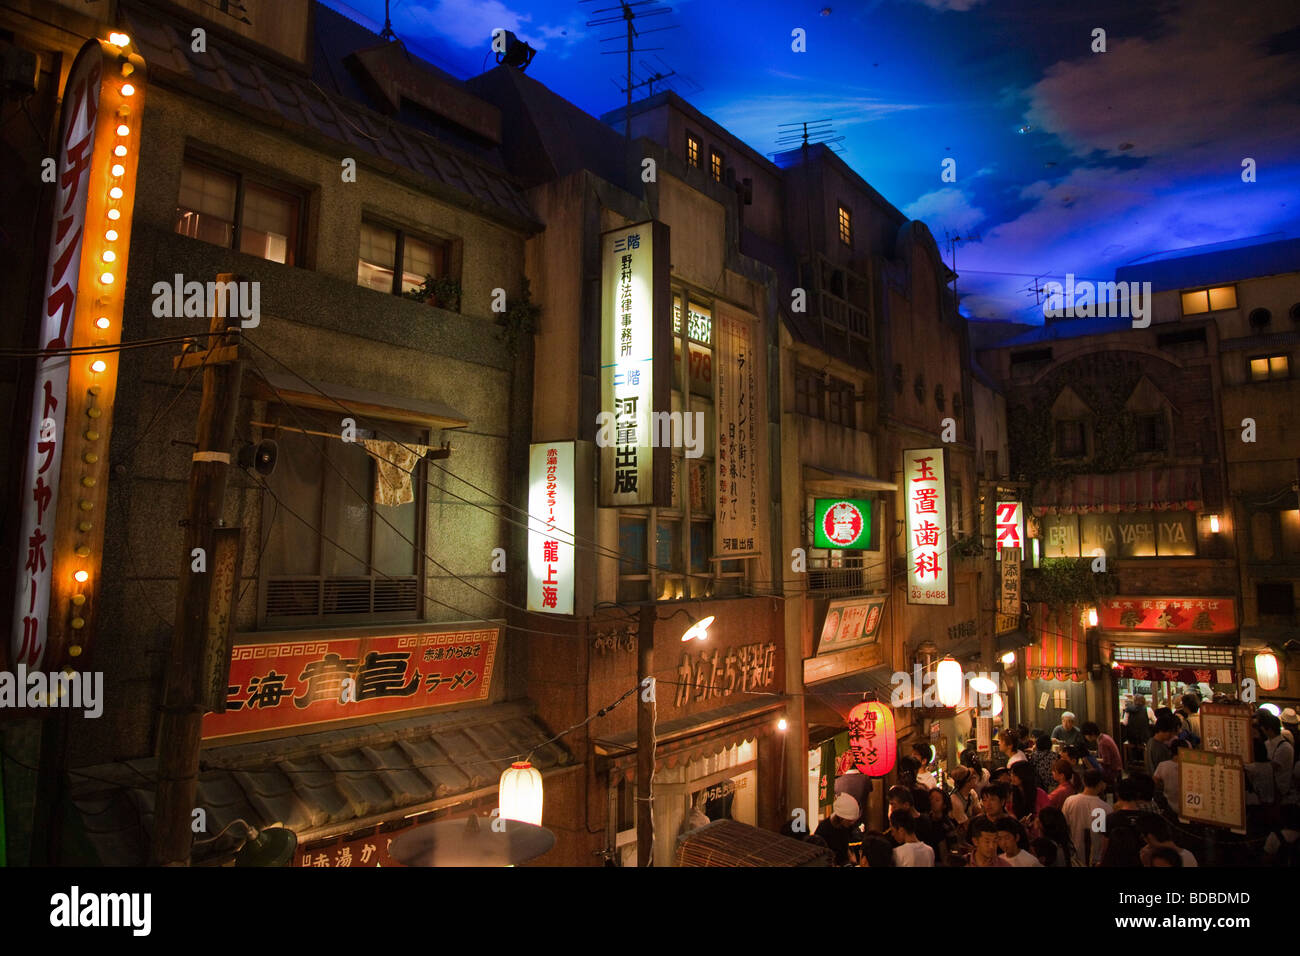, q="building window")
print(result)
[1257,581,1295,618]
[1046,511,1198,559]
[795,364,820,417]
[686,133,701,168]
[260,408,425,625]
[826,378,855,428]
[1054,420,1087,459]
[622,294,746,602]
[838,204,852,246]
[709,149,724,183]
[175,156,304,265]
[358,220,450,296]
[1249,353,1289,382]
[1180,285,1237,315]
[1133,413,1167,453]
